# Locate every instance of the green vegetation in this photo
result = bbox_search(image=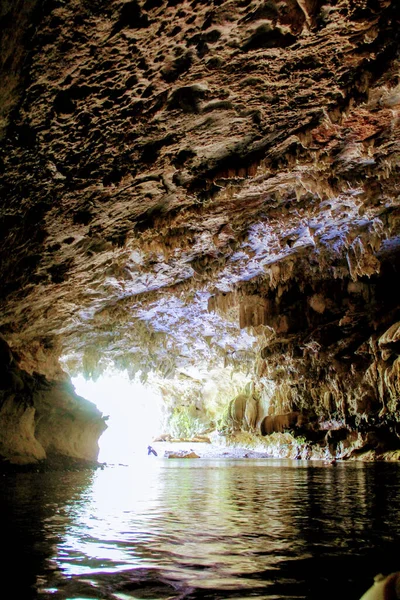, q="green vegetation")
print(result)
[167,404,204,438]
